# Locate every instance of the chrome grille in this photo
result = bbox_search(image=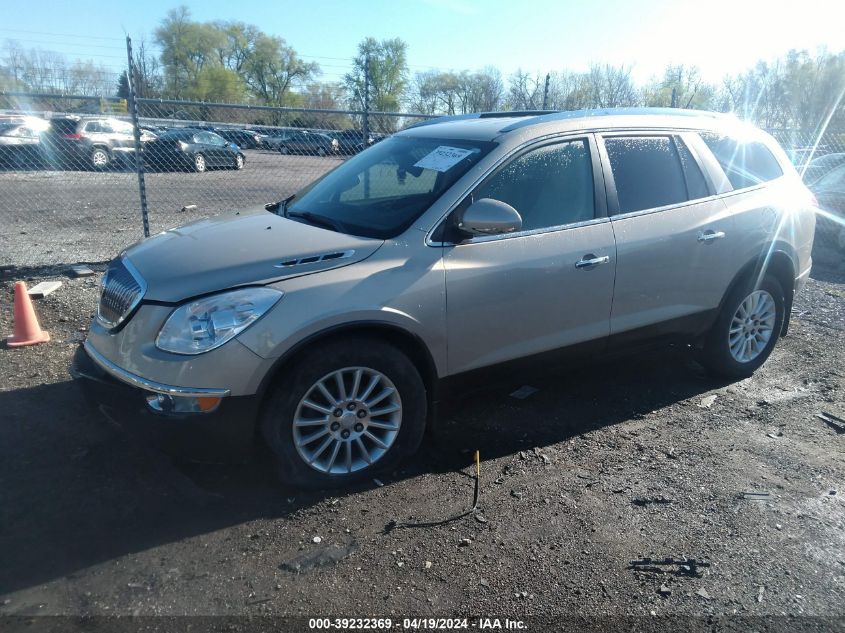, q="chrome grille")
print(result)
[97,258,145,329]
